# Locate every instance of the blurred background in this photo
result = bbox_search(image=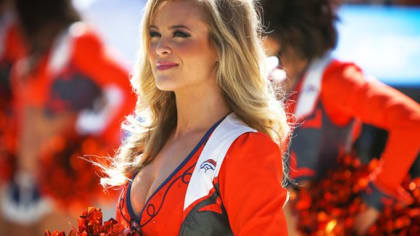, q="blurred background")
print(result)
[0,0,419,235]
[72,0,420,97]
[73,0,420,170]
[333,1,420,171]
